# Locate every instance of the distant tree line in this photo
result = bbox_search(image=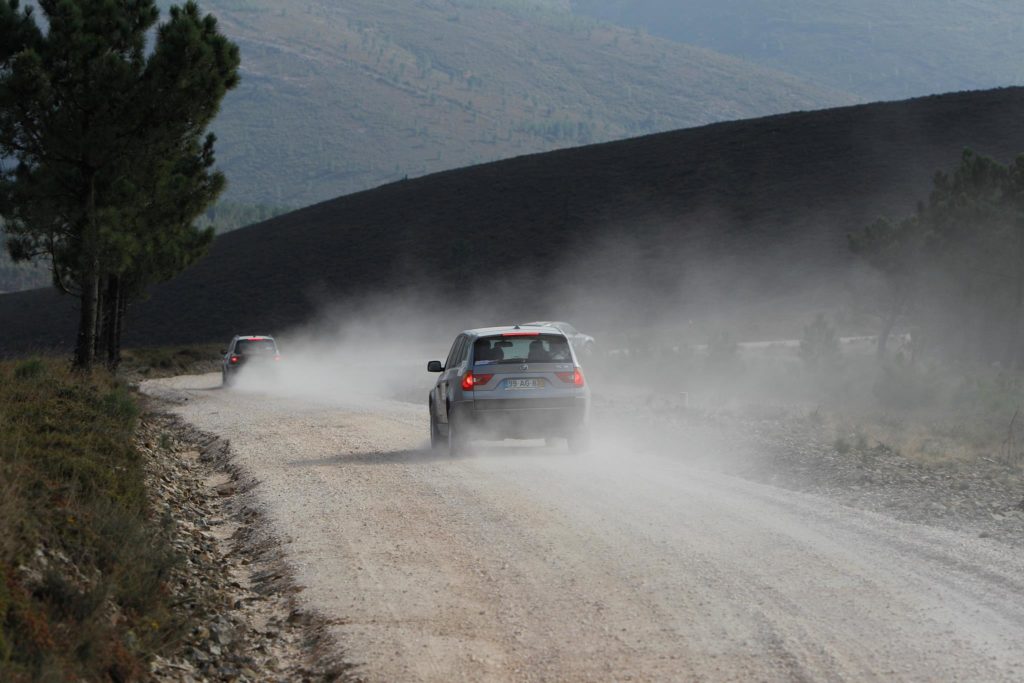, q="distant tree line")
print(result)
[850,149,1024,367]
[0,0,239,370]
